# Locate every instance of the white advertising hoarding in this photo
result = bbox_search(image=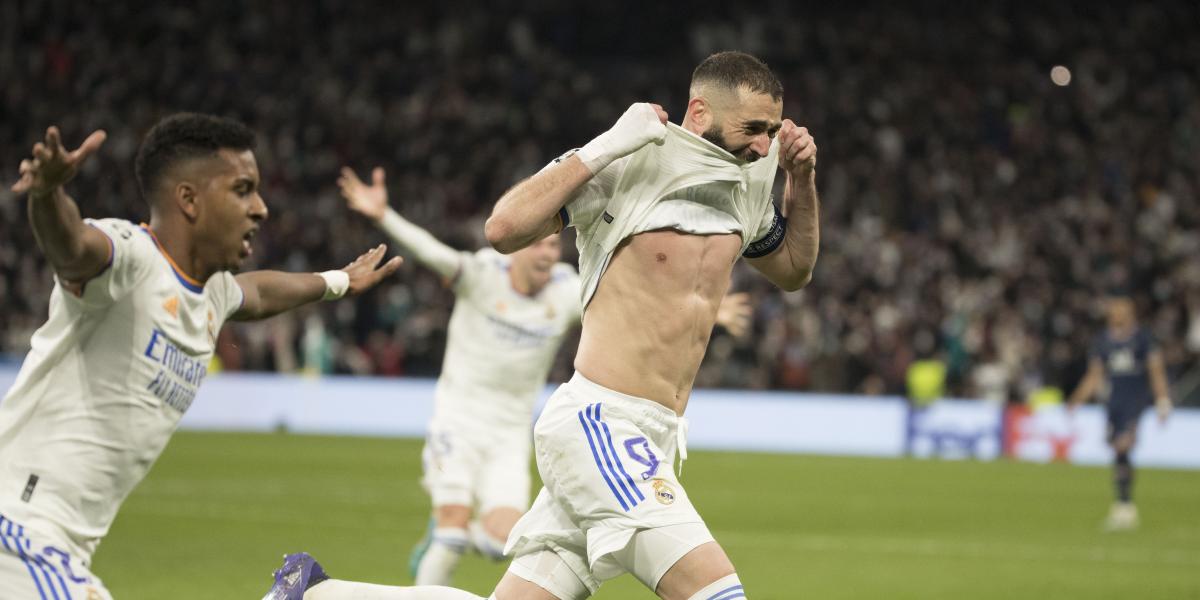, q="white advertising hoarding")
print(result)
[1,367,1197,469]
